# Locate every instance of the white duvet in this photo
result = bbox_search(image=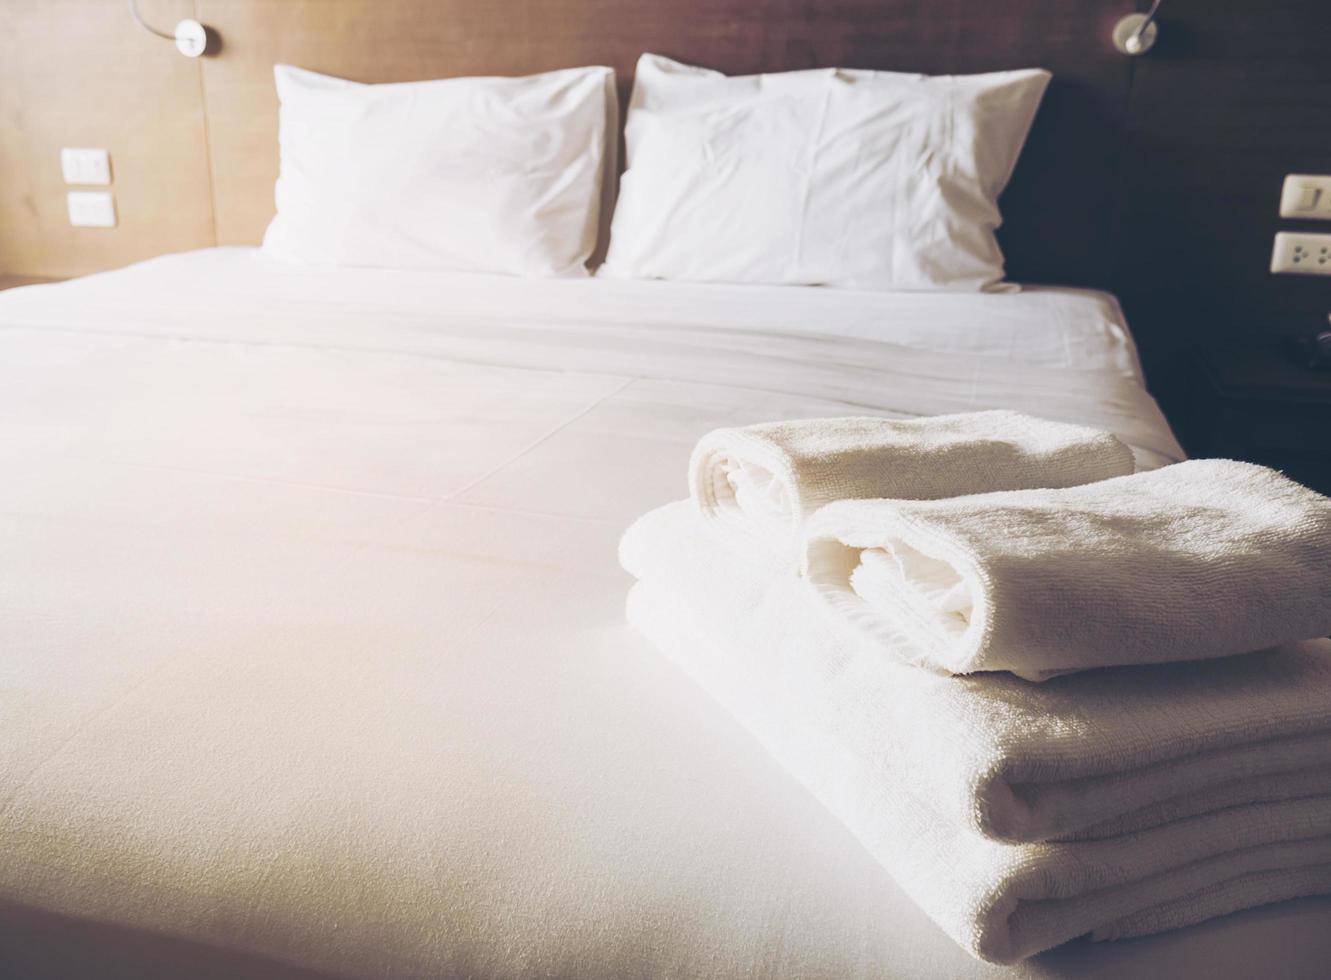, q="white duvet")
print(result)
[5,247,1315,980]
